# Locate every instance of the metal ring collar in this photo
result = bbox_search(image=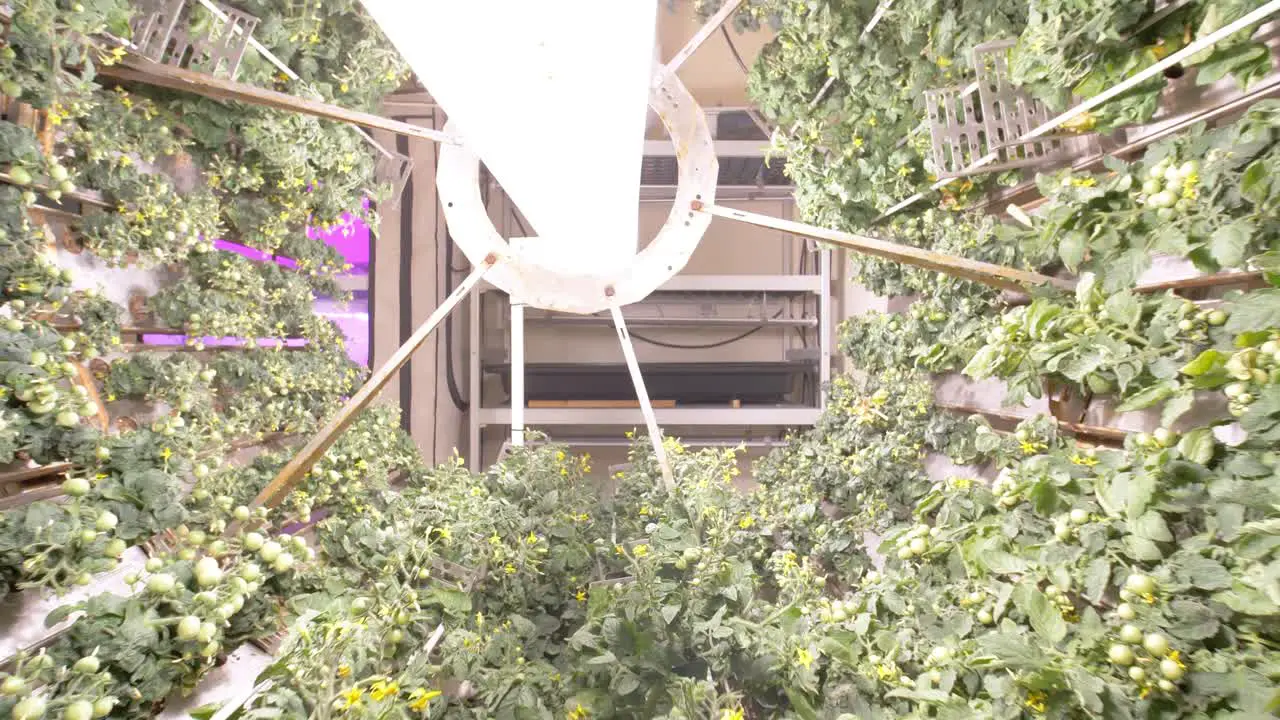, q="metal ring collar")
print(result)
[436,63,718,314]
